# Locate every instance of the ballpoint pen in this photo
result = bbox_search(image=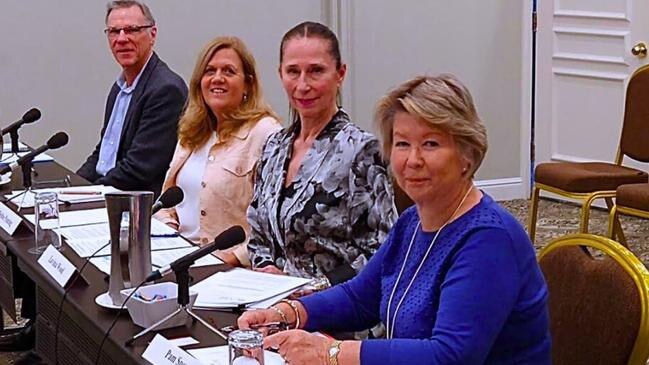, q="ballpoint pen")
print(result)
[57,190,102,195]
[151,233,180,238]
[219,321,290,335]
